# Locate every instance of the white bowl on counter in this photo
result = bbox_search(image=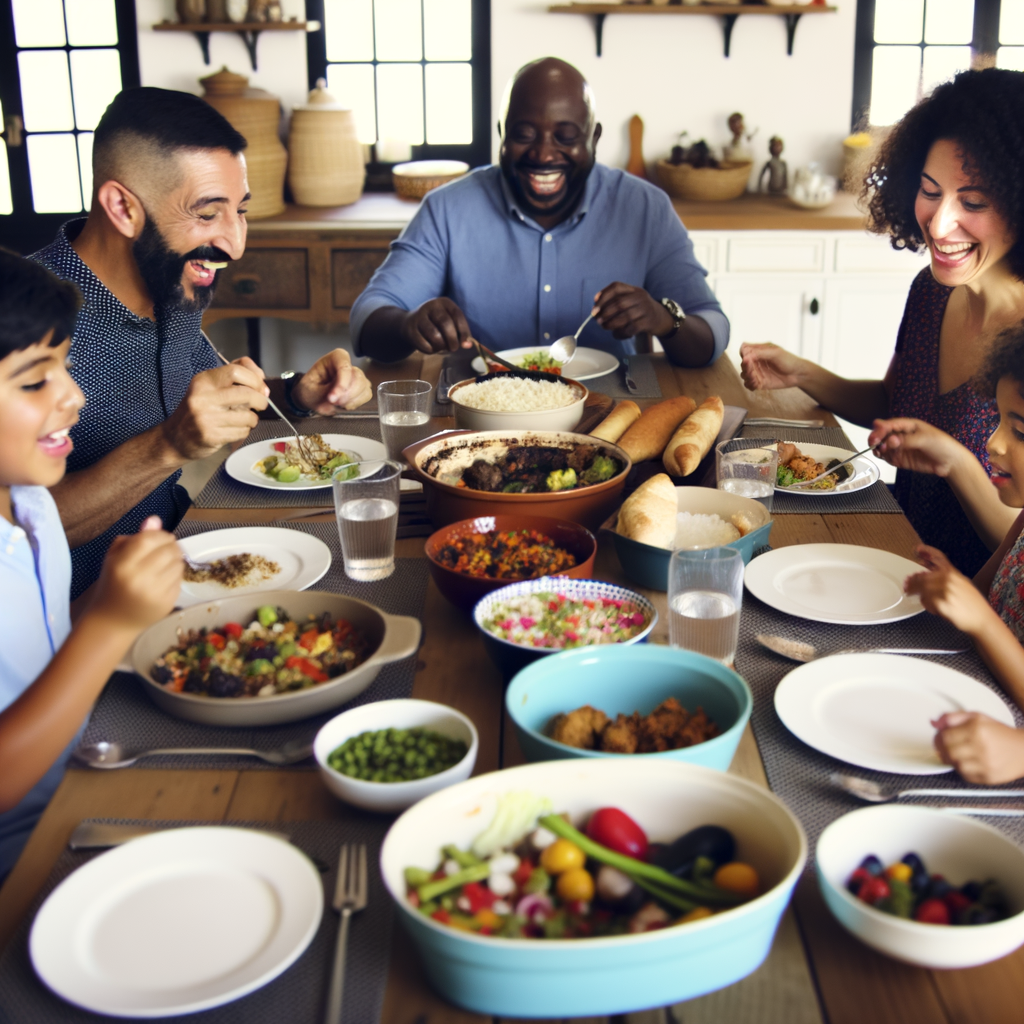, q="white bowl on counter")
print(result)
[448,375,588,432]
